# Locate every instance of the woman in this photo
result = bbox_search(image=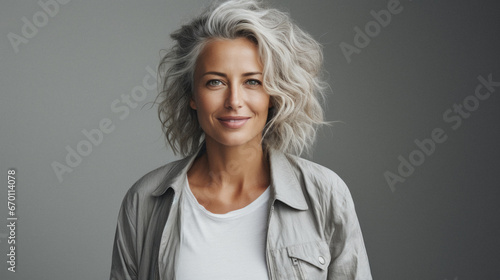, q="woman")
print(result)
[110,0,372,279]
